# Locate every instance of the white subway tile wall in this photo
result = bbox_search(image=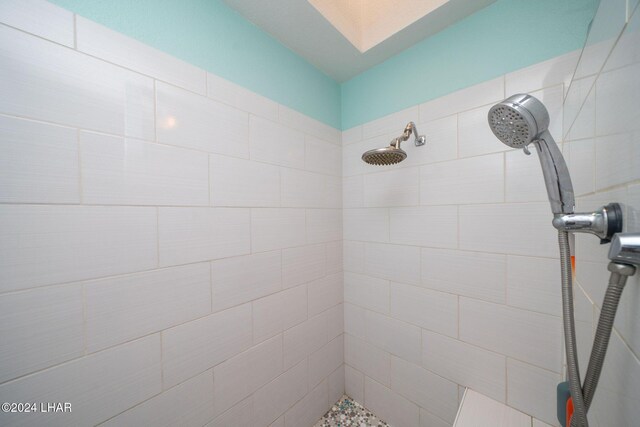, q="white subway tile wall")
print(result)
[3,1,640,427]
[341,9,640,420]
[0,2,343,426]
